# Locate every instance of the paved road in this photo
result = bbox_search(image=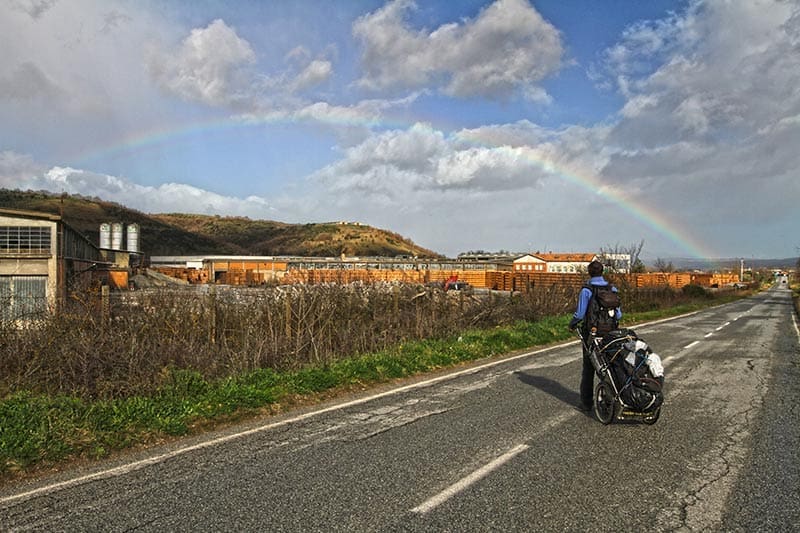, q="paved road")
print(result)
[1,284,798,532]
